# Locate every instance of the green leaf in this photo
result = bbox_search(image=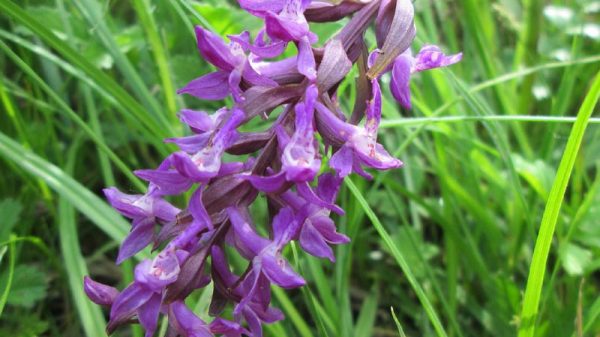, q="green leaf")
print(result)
[513,154,556,200]
[0,265,47,308]
[0,237,15,317]
[518,72,600,337]
[57,140,108,337]
[558,243,593,276]
[354,290,378,337]
[0,199,22,242]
